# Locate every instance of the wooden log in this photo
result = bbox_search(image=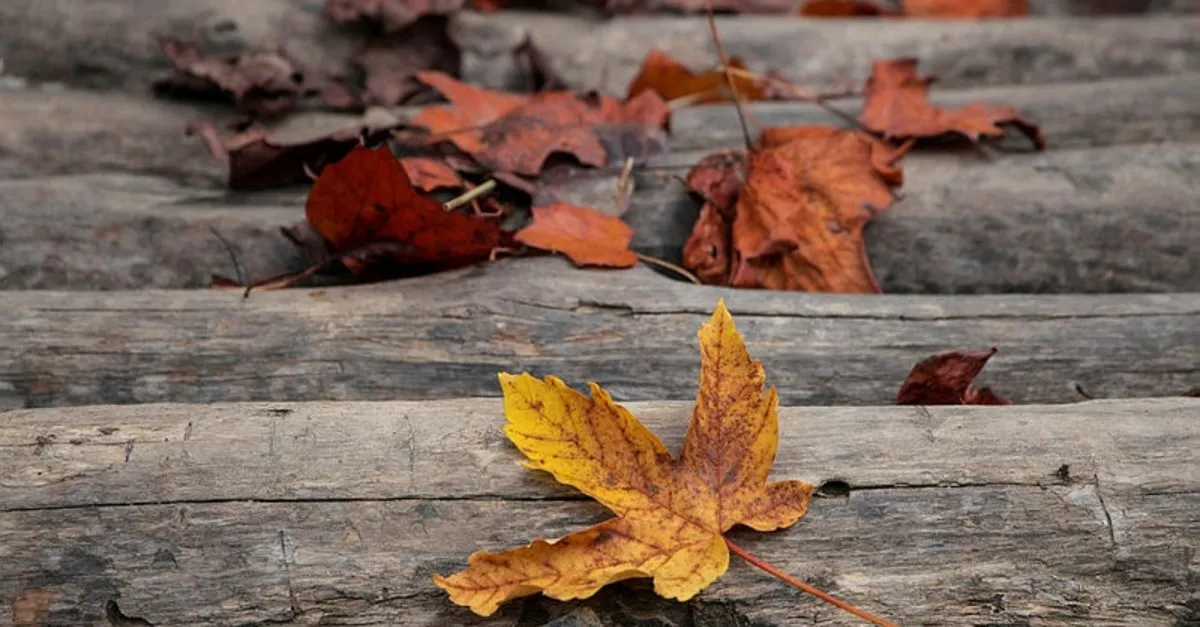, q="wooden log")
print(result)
[1,398,1196,625]
[0,0,362,91]
[628,141,1200,293]
[0,173,305,290]
[665,72,1200,152]
[451,13,1200,94]
[3,140,1196,293]
[1,0,1197,94]
[1,259,1196,409]
[5,74,1195,186]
